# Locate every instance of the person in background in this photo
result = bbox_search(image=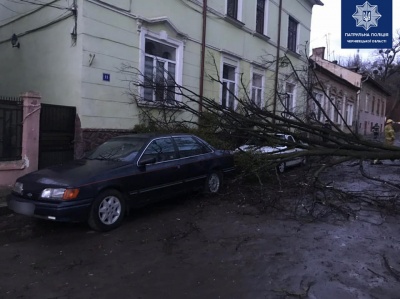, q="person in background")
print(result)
[372,123,379,140]
[373,119,396,165]
[322,119,331,143]
[384,119,395,146]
